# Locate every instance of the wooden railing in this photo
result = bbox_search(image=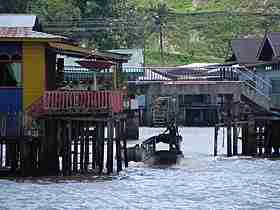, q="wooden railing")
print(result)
[28,90,126,115]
